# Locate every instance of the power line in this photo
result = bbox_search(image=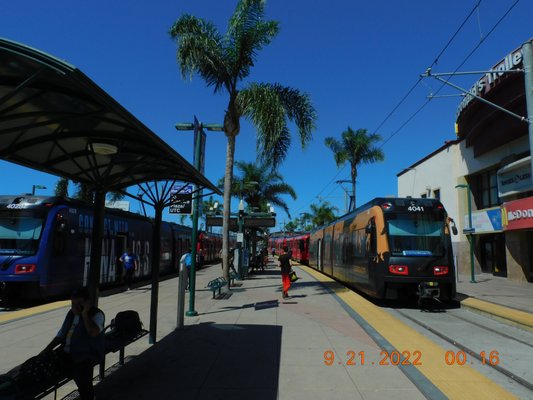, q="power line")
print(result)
[377,0,485,146]
[292,0,518,218]
[379,0,519,148]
